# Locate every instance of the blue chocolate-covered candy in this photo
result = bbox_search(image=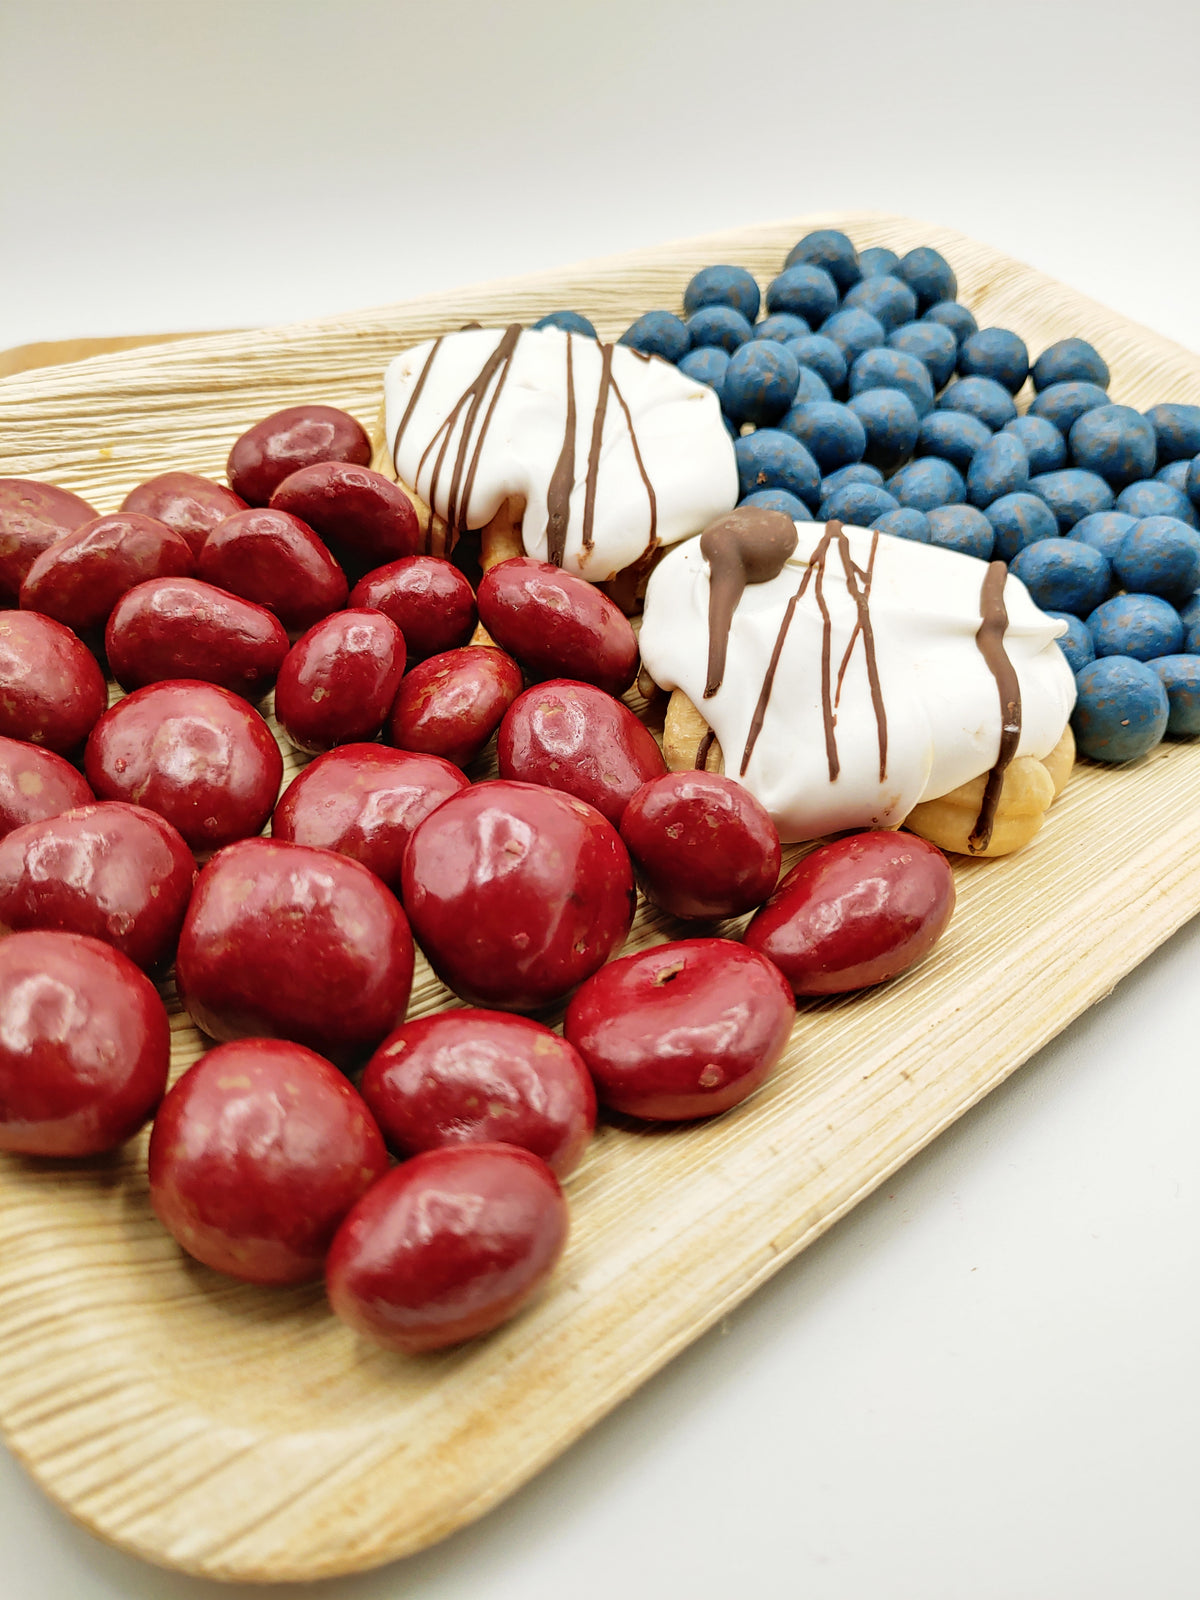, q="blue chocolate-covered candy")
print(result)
[938,375,1018,430]
[888,457,965,512]
[887,320,957,391]
[842,275,918,335]
[1010,538,1110,616]
[1069,404,1157,488]
[1029,468,1115,531]
[1045,612,1095,675]
[720,340,801,427]
[677,346,730,391]
[1149,655,1200,736]
[1031,338,1110,393]
[1180,592,1200,633]
[1156,460,1192,493]
[986,492,1060,562]
[820,308,886,367]
[872,508,931,542]
[1029,381,1110,435]
[618,310,689,362]
[1114,517,1200,600]
[957,327,1030,395]
[848,387,921,471]
[1189,455,1200,510]
[916,409,993,473]
[752,313,811,344]
[1072,656,1167,762]
[533,310,597,338]
[1071,511,1137,562]
[967,433,1030,509]
[859,246,900,278]
[895,247,957,312]
[1115,478,1197,528]
[1087,593,1184,660]
[784,334,847,393]
[735,429,821,508]
[822,463,884,498]
[740,488,814,521]
[766,265,839,328]
[819,482,900,526]
[922,300,977,346]
[925,504,995,559]
[784,229,861,292]
[686,304,754,354]
[1002,415,1067,476]
[683,265,760,322]
[792,366,833,405]
[849,348,935,419]
[1145,402,1200,465]
[780,401,866,474]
